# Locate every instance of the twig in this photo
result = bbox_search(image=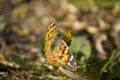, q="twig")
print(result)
[58,67,85,80]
